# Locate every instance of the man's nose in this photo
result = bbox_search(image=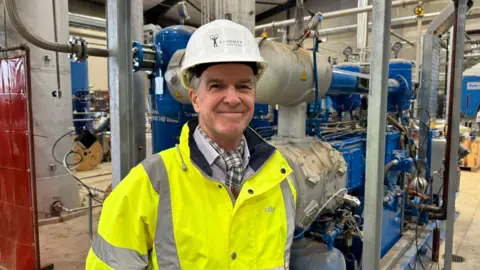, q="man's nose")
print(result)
[223,85,241,105]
